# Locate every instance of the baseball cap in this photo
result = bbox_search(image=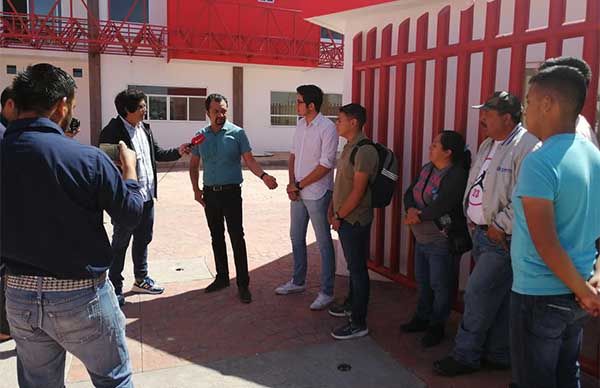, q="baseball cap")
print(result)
[472,91,522,117]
